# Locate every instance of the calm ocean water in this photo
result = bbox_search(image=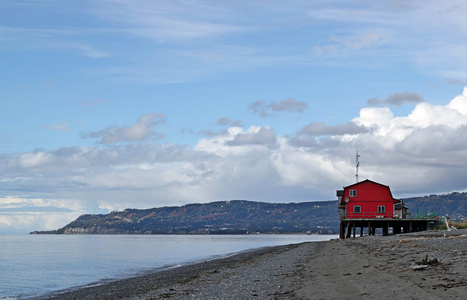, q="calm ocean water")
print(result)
[0,234,336,299]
